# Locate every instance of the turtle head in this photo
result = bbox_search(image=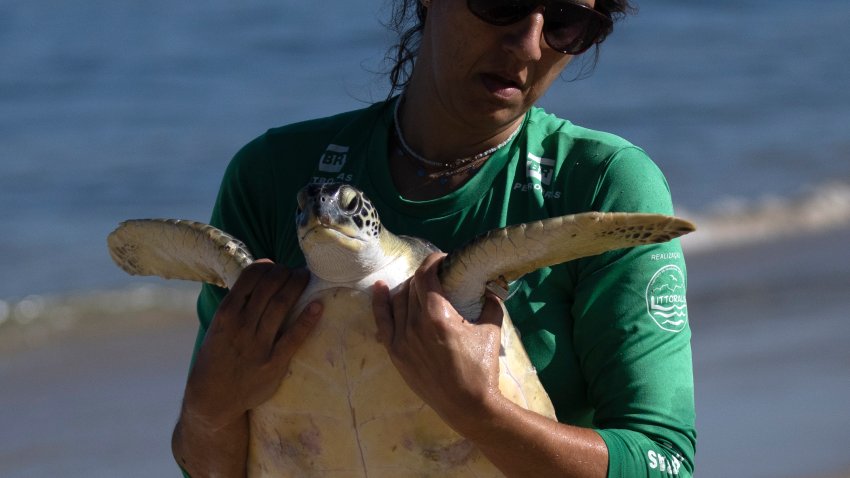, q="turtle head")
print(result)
[296,183,391,282]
